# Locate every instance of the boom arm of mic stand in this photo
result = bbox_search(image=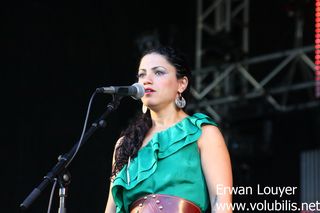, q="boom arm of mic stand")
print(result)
[20,96,122,210]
